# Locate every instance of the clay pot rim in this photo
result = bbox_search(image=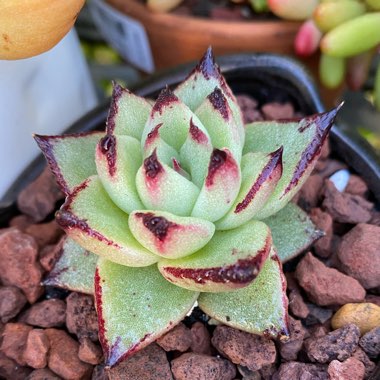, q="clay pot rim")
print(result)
[1,52,379,222]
